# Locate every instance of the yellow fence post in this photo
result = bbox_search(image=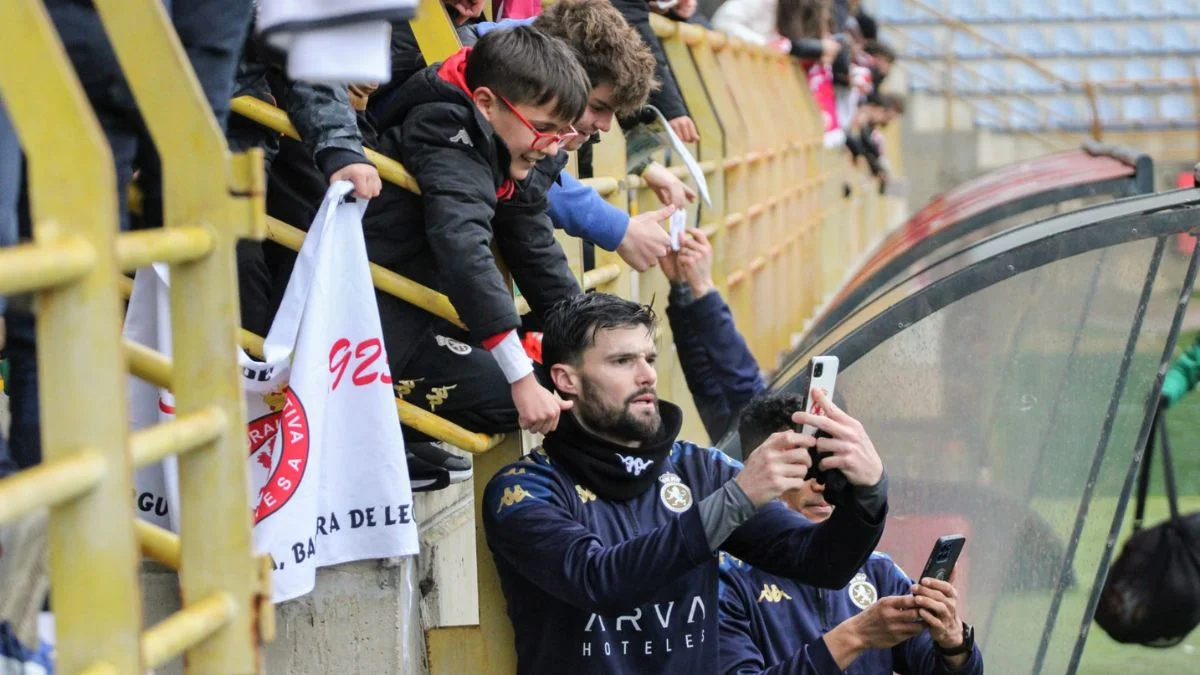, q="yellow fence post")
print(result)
[89,0,267,671]
[0,1,142,672]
